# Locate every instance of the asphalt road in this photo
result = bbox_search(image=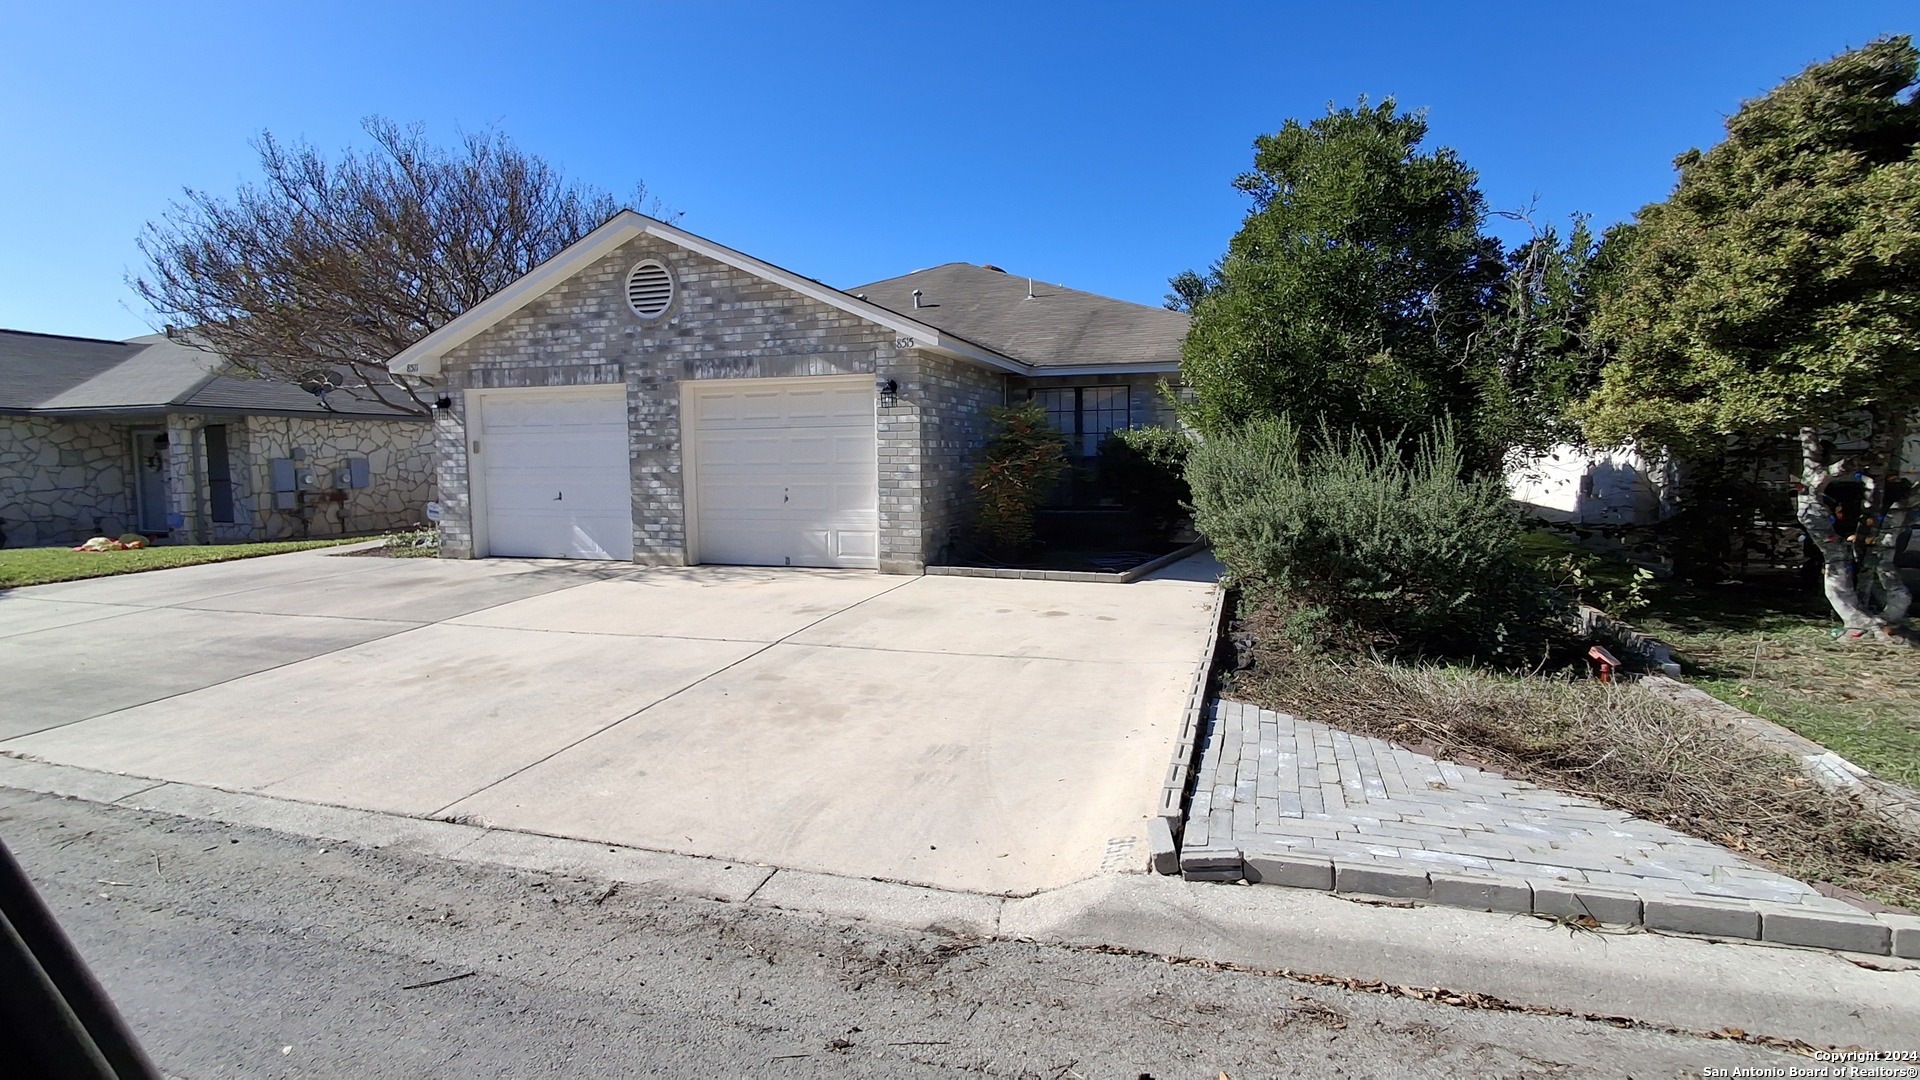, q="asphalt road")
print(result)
[1,787,1801,1078]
